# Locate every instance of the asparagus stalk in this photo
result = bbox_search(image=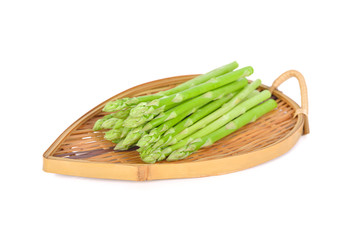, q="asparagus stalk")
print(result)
[164,90,271,154]
[93,114,115,131]
[112,139,122,144]
[129,66,254,118]
[114,139,127,150]
[144,89,271,163]
[167,99,278,161]
[93,108,130,131]
[136,91,238,148]
[132,78,248,130]
[136,108,196,148]
[104,129,123,141]
[162,79,262,148]
[102,61,239,112]
[115,125,144,150]
[105,125,130,146]
[113,109,130,119]
[122,79,247,129]
[120,127,131,138]
[150,90,260,151]
[101,118,120,129]
[112,119,125,130]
